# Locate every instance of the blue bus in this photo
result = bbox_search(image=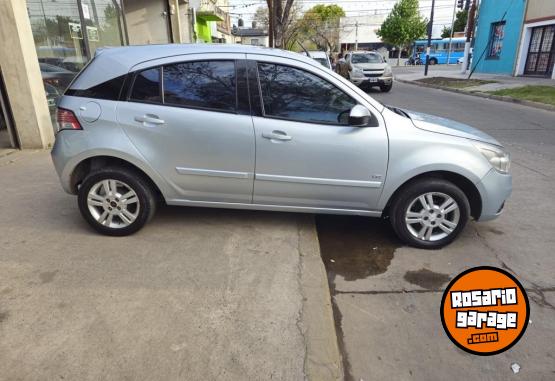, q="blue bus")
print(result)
[411,37,466,64]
